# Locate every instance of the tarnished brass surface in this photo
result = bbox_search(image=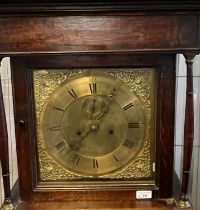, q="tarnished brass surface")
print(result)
[175,195,193,209]
[0,203,14,210]
[33,68,156,186]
